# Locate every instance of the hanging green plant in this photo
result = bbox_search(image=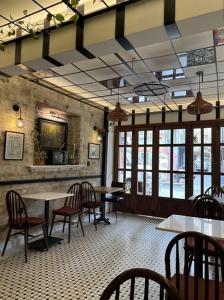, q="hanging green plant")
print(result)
[0,0,93,51]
